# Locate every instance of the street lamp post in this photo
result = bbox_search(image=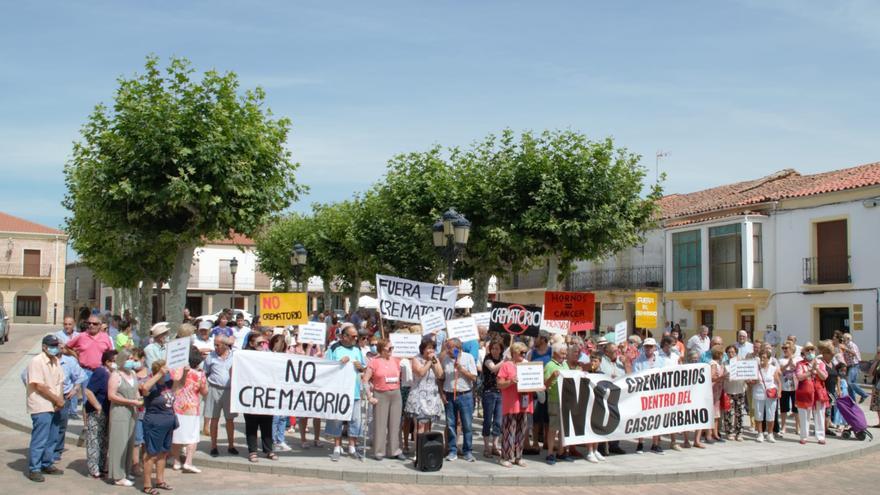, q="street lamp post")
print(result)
[432,208,470,284]
[289,243,308,292]
[229,257,239,309]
